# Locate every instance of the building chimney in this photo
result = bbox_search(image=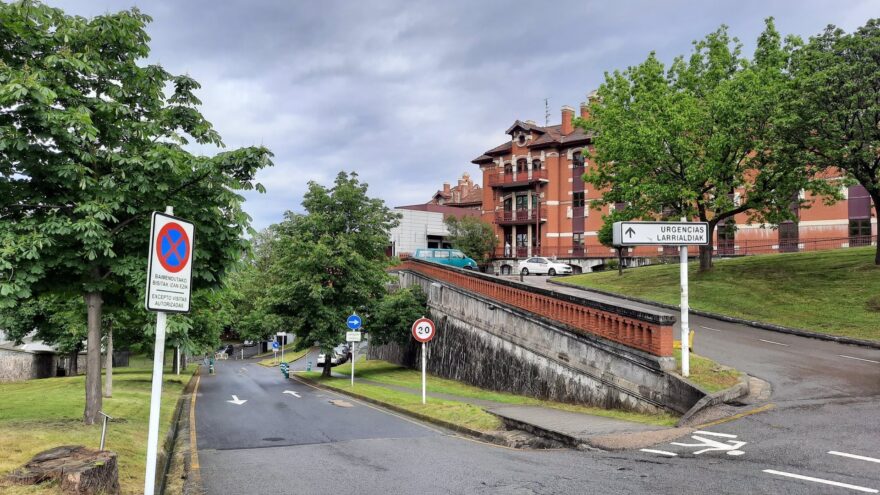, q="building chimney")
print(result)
[579,101,589,119]
[561,105,574,135]
[443,182,451,194]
